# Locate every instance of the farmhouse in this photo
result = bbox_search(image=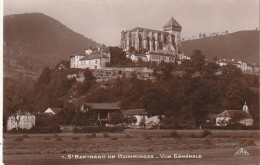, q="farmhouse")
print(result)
[56,61,70,69]
[44,108,62,115]
[81,103,120,126]
[7,111,35,131]
[216,103,253,126]
[70,47,110,69]
[122,109,160,129]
